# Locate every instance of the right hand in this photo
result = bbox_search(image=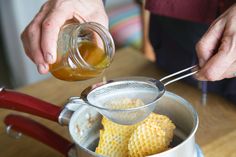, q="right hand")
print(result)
[195,4,236,81]
[21,0,108,74]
